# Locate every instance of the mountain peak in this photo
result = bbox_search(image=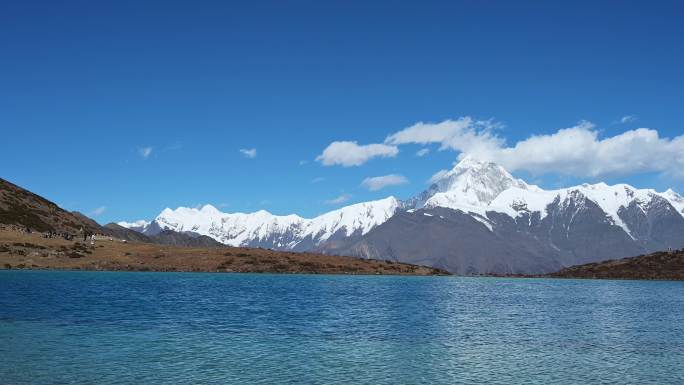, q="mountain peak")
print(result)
[420,157,529,208]
[452,155,496,170]
[665,188,682,198]
[200,204,220,214]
